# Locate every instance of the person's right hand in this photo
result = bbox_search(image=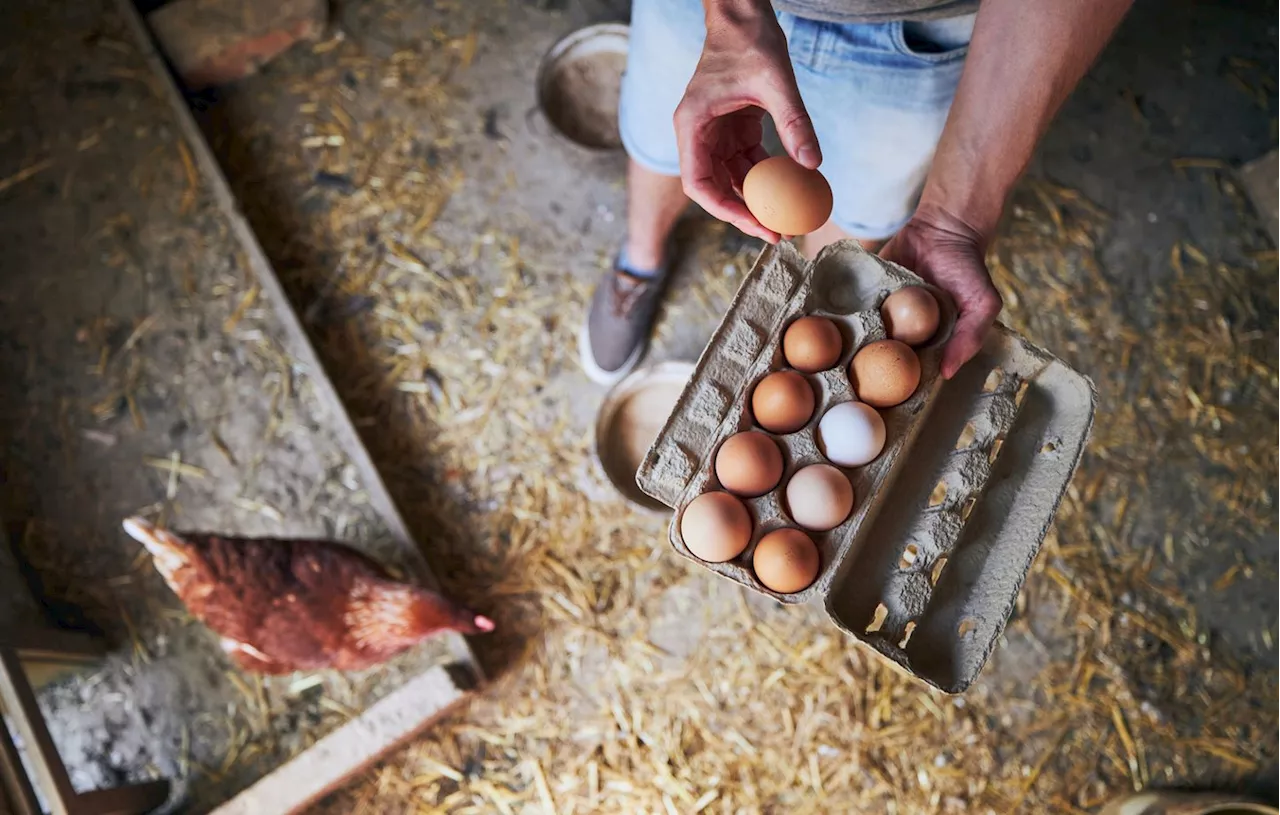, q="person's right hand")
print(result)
[880,203,1003,379]
[673,3,821,243]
